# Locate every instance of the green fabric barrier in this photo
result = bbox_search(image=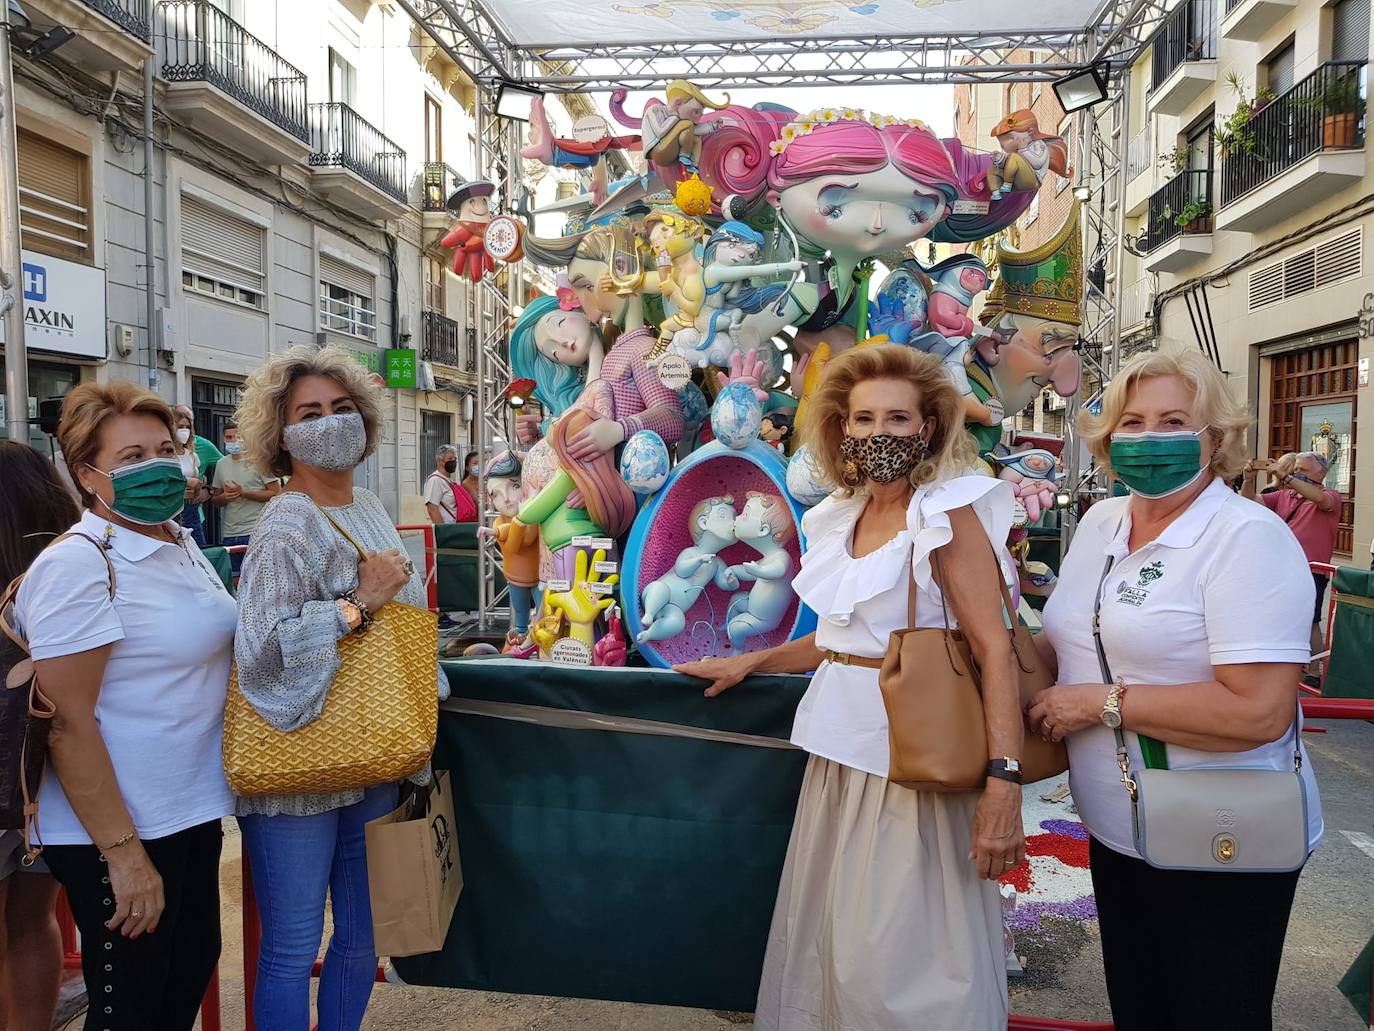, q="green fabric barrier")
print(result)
[393,657,810,1012]
[434,523,505,612]
[1324,565,1374,699]
[1338,931,1374,1023]
[200,546,233,594]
